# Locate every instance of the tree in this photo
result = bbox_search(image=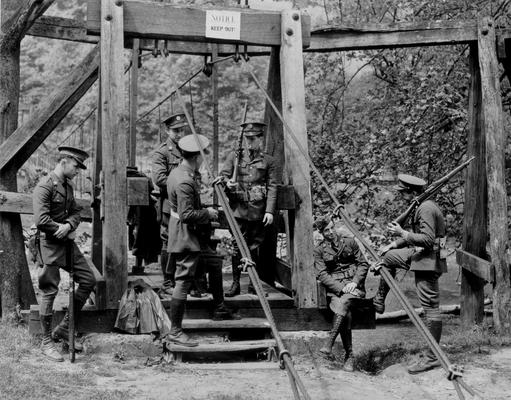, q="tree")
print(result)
[0,0,54,321]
